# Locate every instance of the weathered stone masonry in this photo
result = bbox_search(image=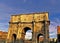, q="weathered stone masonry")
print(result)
[7,12,50,43]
